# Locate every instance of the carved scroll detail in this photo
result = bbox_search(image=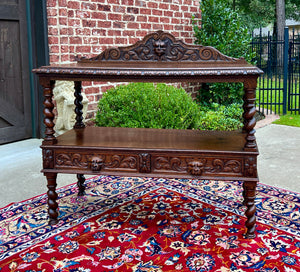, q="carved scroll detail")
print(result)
[56,153,89,168]
[153,156,242,176]
[210,159,242,173]
[55,152,138,171]
[105,155,137,169]
[79,30,243,63]
[153,157,186,172]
